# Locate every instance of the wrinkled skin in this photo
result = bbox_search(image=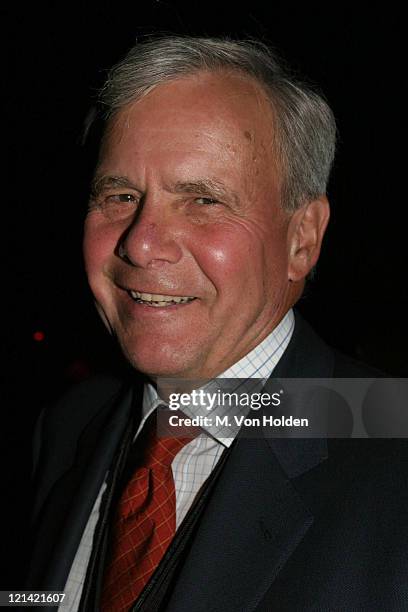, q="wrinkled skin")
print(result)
[83,71,329,380]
